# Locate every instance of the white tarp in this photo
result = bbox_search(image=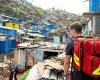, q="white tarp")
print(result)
[22,37,34,41]
[17,42,30,47]
[26,62,45,80]
[17,30,25,34]
[57,52,65,58]
[27,33,45,37]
